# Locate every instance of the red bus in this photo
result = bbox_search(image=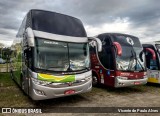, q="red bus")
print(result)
[89,33,147,87]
